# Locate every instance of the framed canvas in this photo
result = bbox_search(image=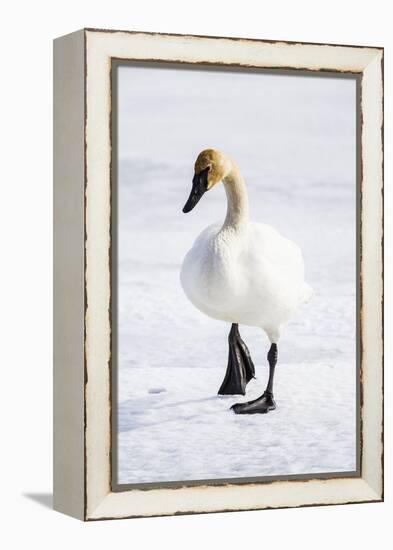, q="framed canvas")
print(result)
[53,28,384,521]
